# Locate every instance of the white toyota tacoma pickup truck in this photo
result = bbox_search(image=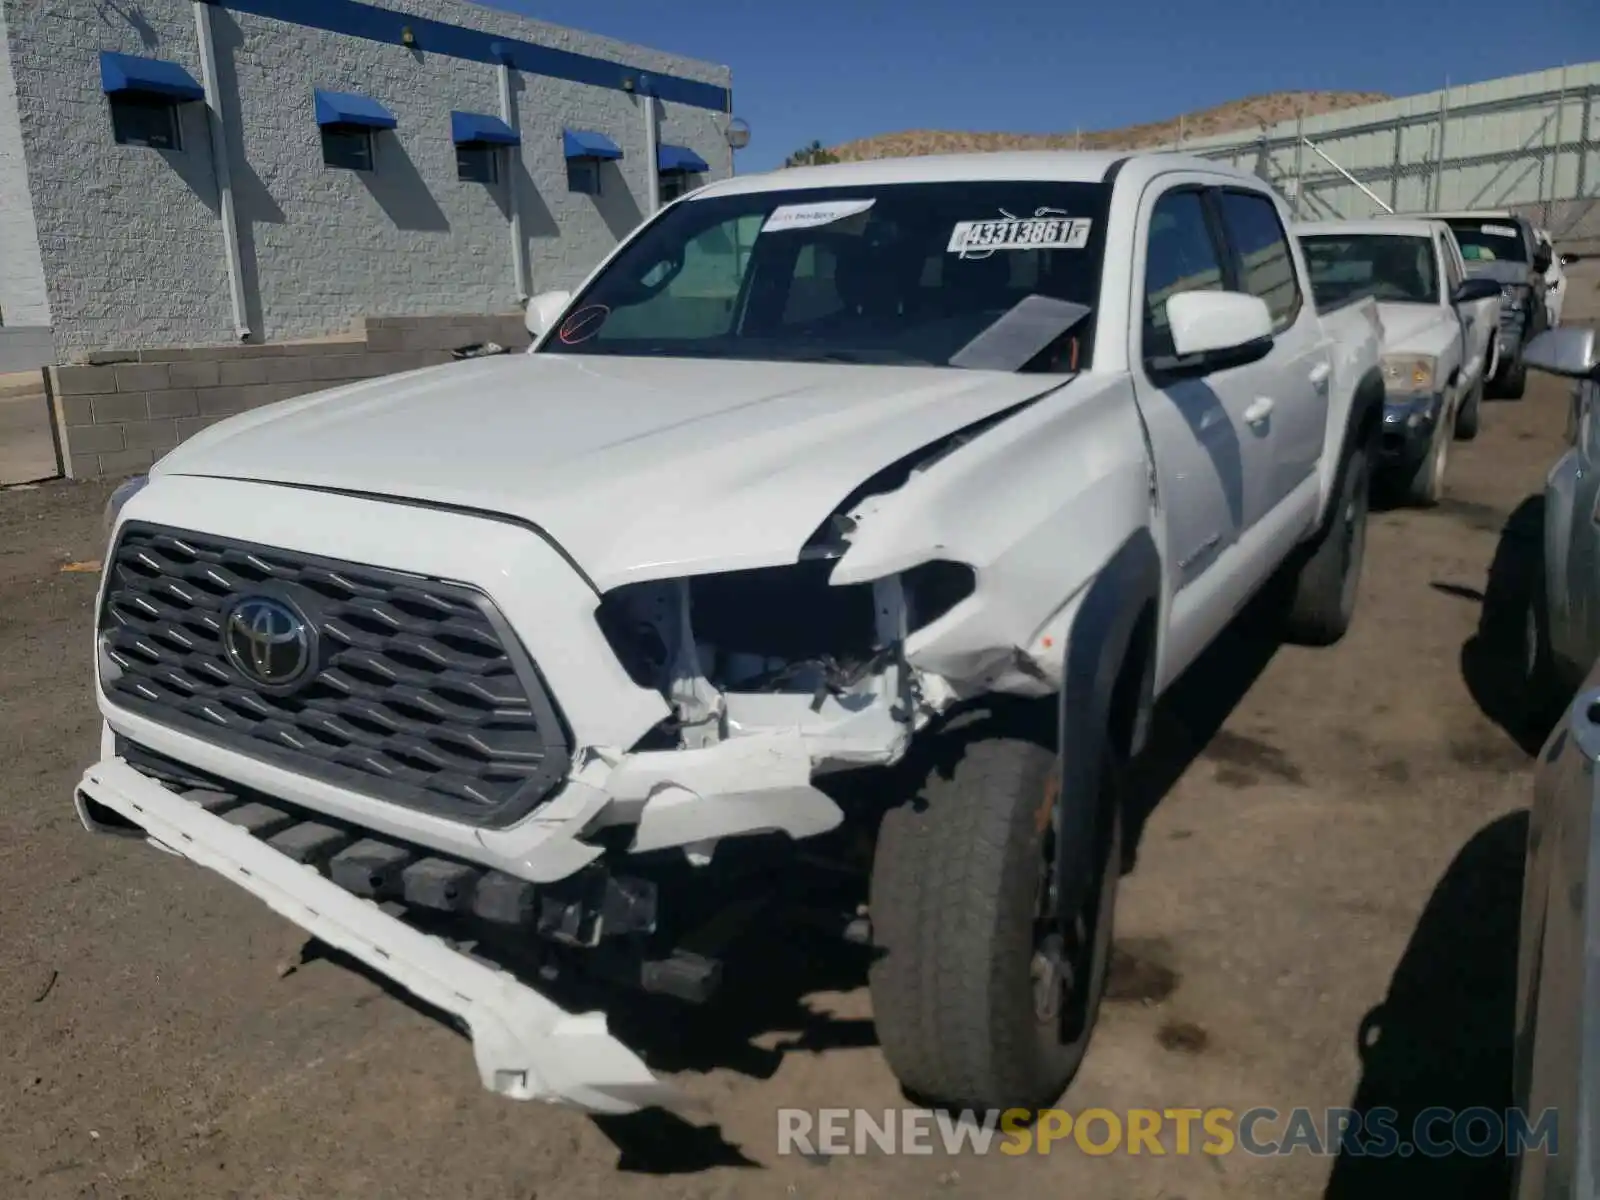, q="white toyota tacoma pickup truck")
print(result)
[1296,217,1502,505]
[79,151,1384,1115]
